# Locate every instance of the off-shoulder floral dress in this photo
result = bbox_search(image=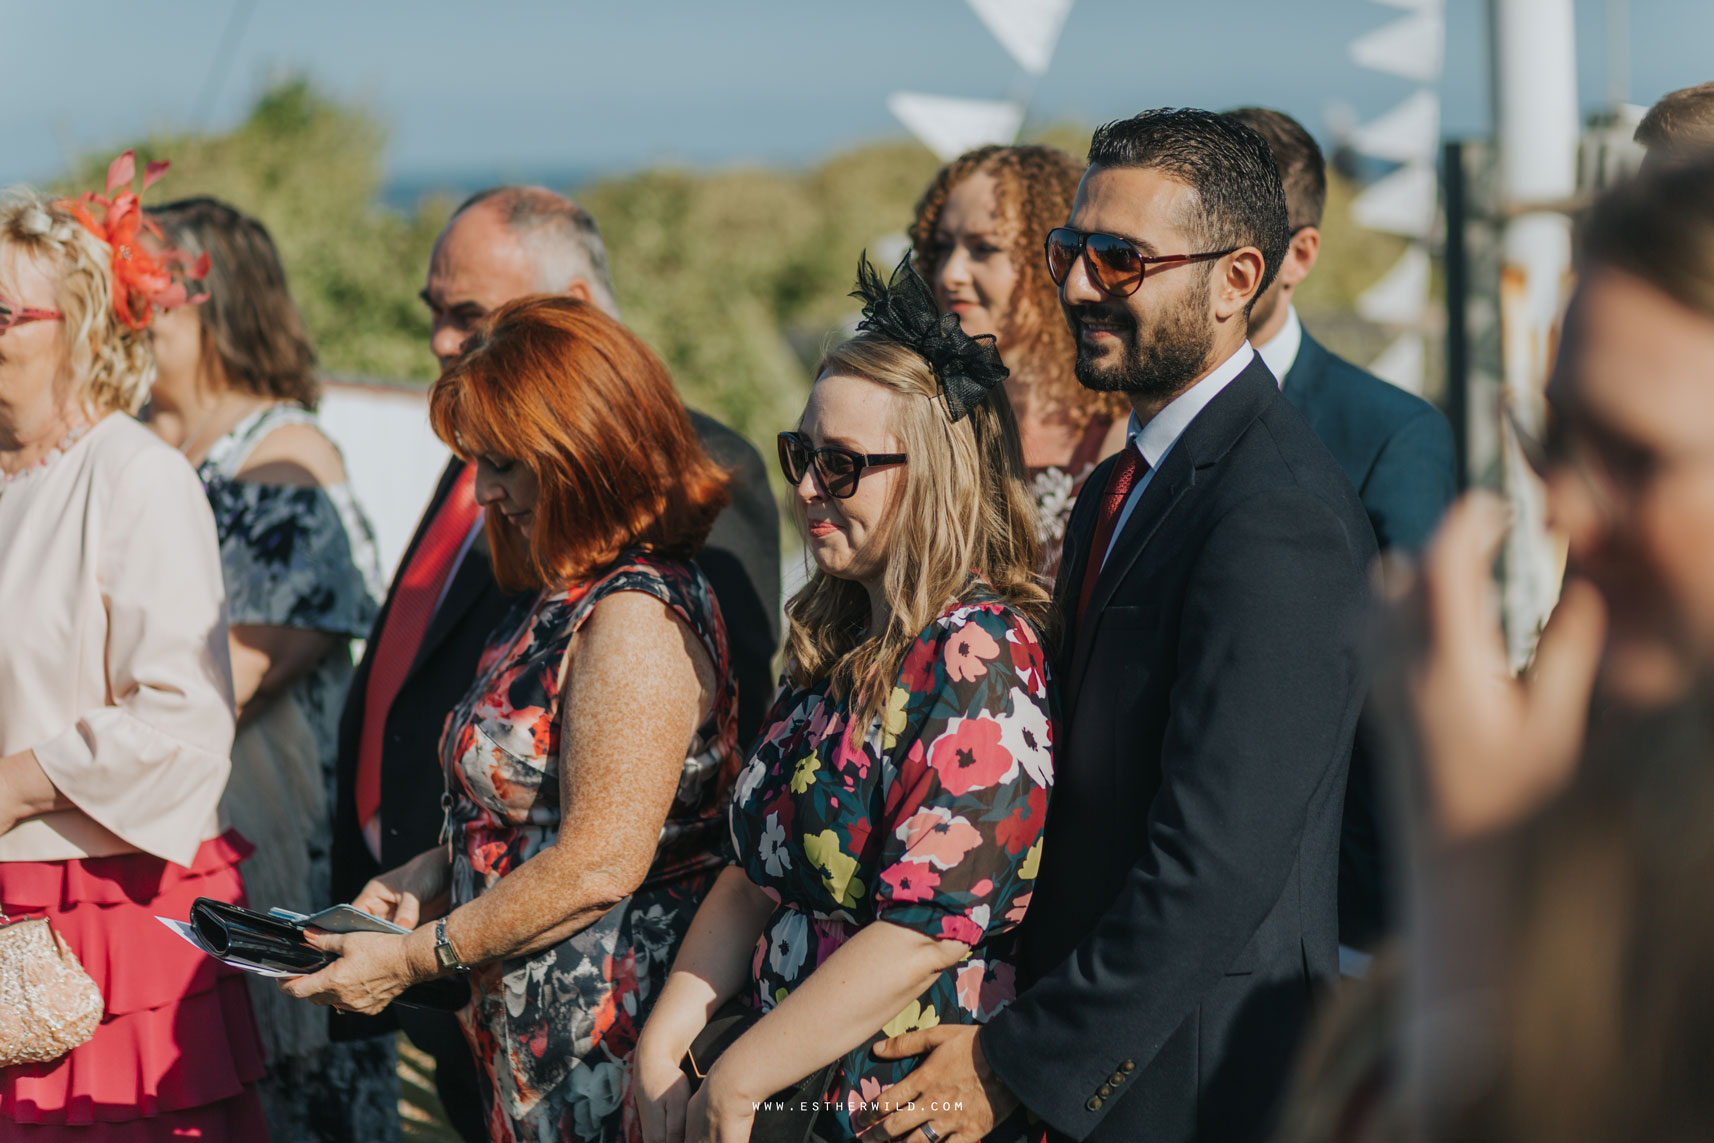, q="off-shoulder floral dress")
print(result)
[729,588,1054,1137]
[441,553,737,1143]
[198,403,395,1143]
